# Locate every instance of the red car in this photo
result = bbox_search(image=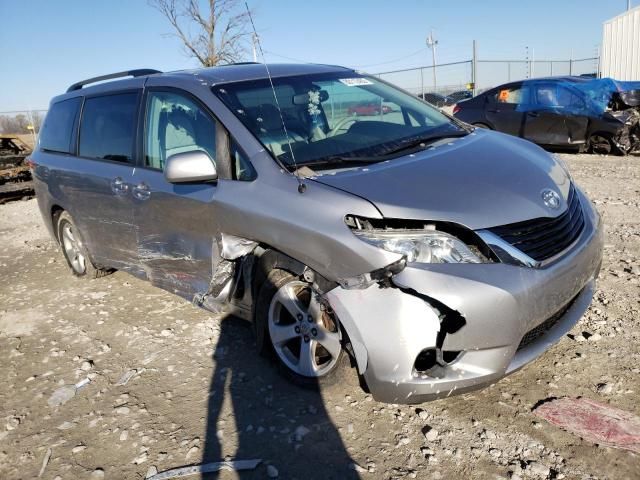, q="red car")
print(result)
[347,103,393,116]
